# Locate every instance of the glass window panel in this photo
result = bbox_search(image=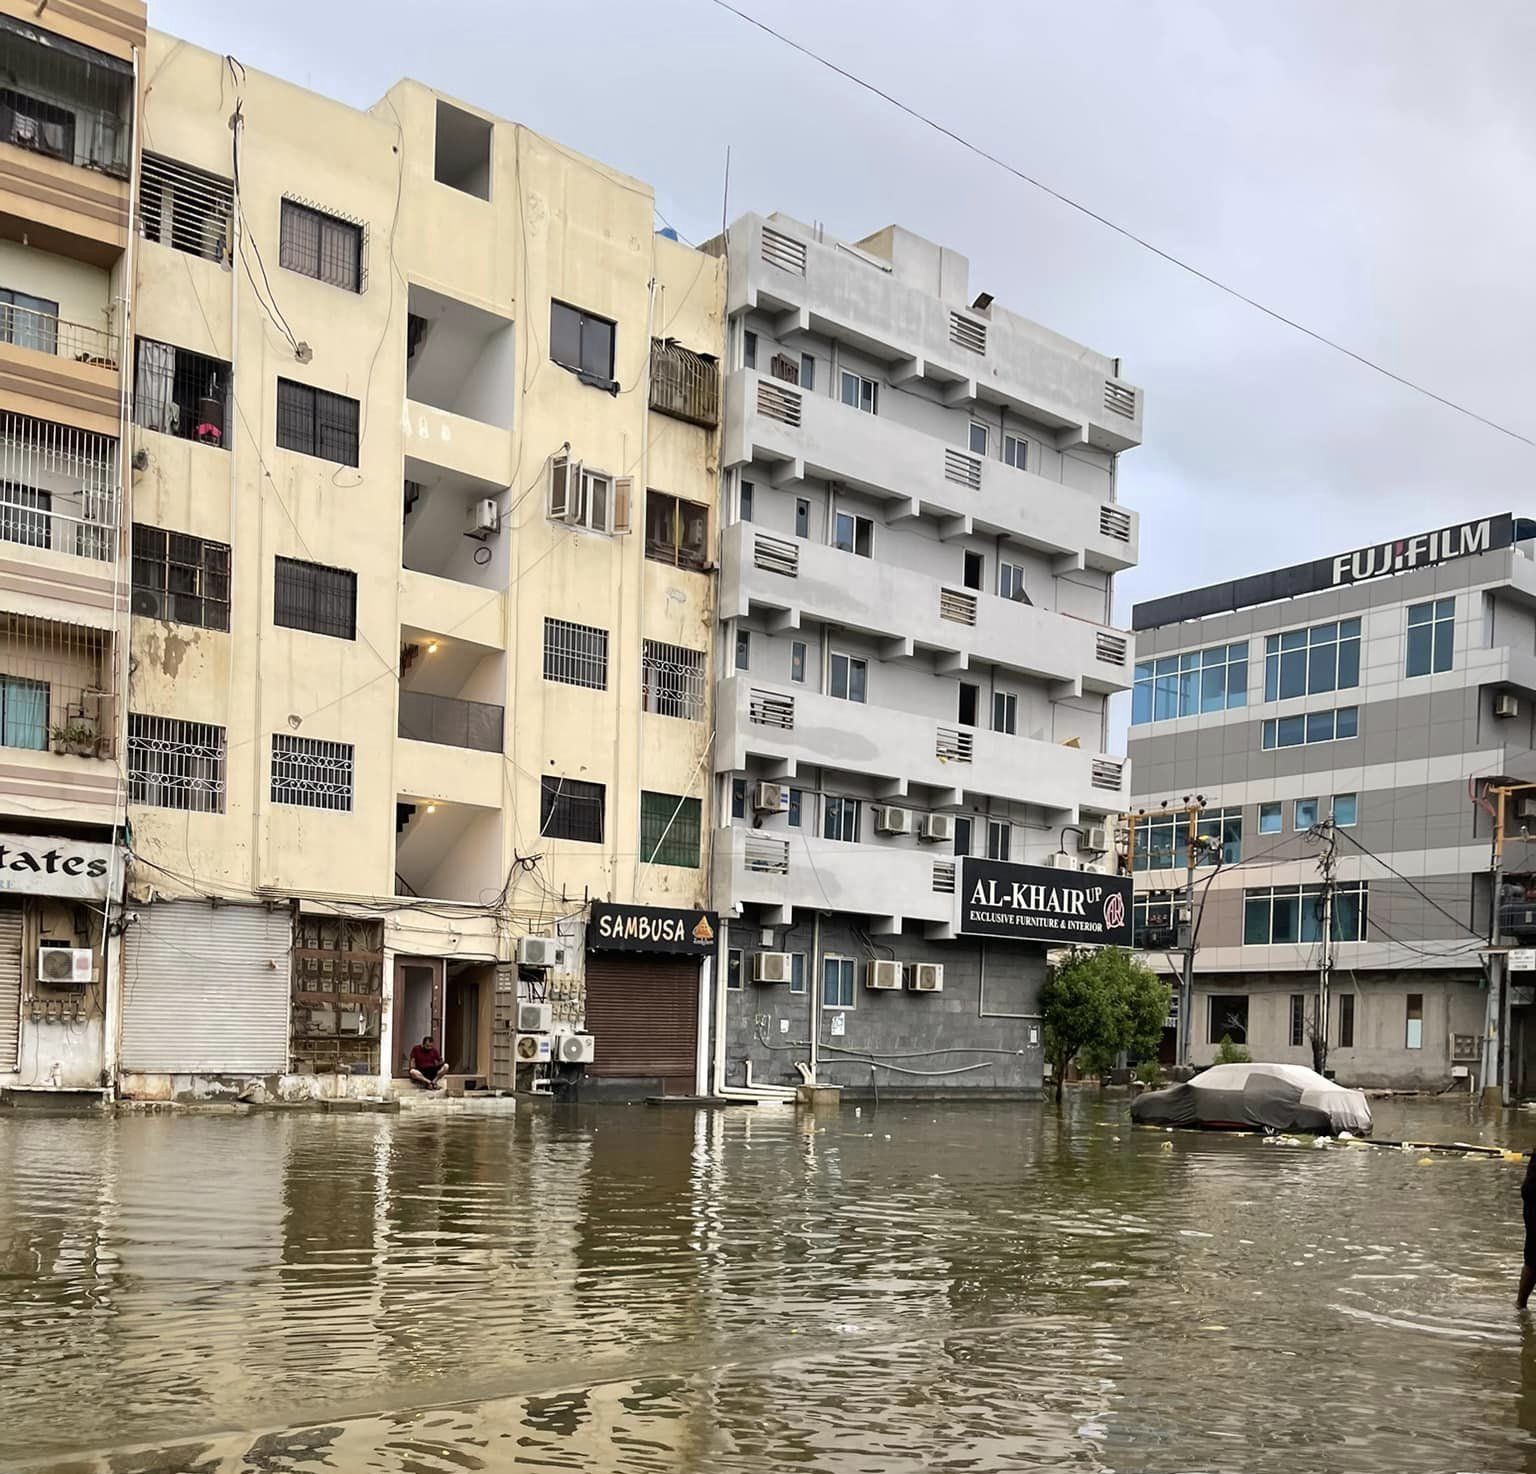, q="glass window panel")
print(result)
[1244,896,1270,945]
[1227,660,1247,706]
[1307,643,1337,694]
[1279,648,1308,699]
[1259,802,1282,834]
[1308,622,1338,646]
[1299,889,1323,944]
[1340,618,1360,639]
[1333,793,1357,827]
[1337,637,1360,689]
[1264,655,1279,703]
[1271,892,1300,943]
[1278,715,1305,746]
[1228,642,1248,661]
[1433,618,1453,672]
[1280,630,1307,651]
[1155,657,1178,676]
[1154,671,1179,721]
[1265,635,1280,655]
[1180,652,1201,672]
[1131,681,1152,726]
[1406,624,1431,677]
[1199,665,1226,713]
[1177,666,1199,716]
[1262,720,1276,750]
[1336,706,1358,738]
[1305,710,1335,743]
